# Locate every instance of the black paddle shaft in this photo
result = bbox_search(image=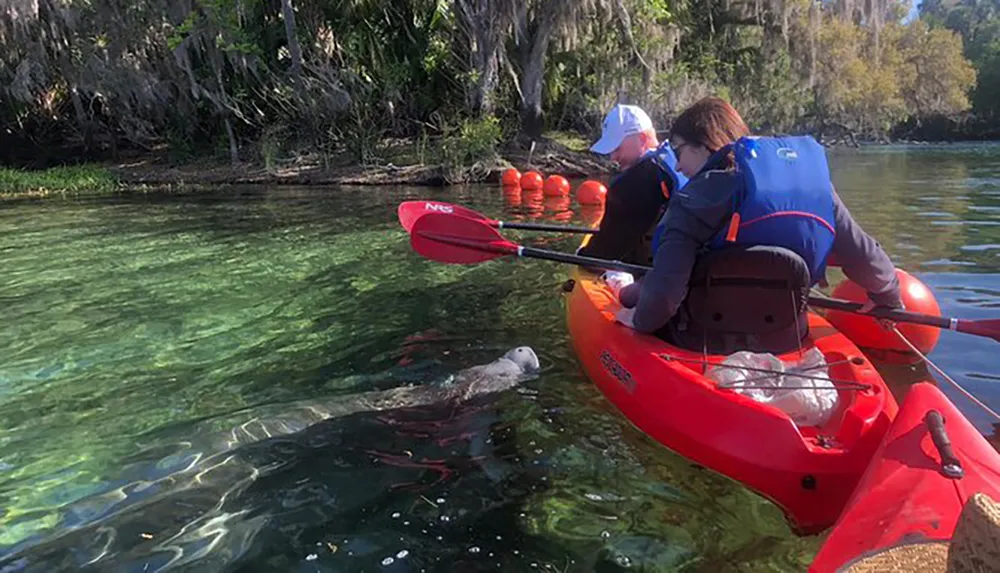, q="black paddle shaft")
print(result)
[518,245,959,330]
[500,221,595,234]
[518,246,652,274]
